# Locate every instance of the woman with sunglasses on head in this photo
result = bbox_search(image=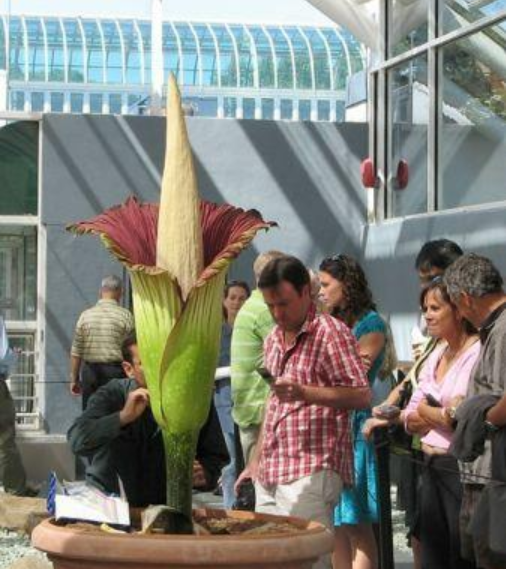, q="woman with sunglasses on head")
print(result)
[214,280,251,509]
[403,278,479,569]
[319,254,394,569]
